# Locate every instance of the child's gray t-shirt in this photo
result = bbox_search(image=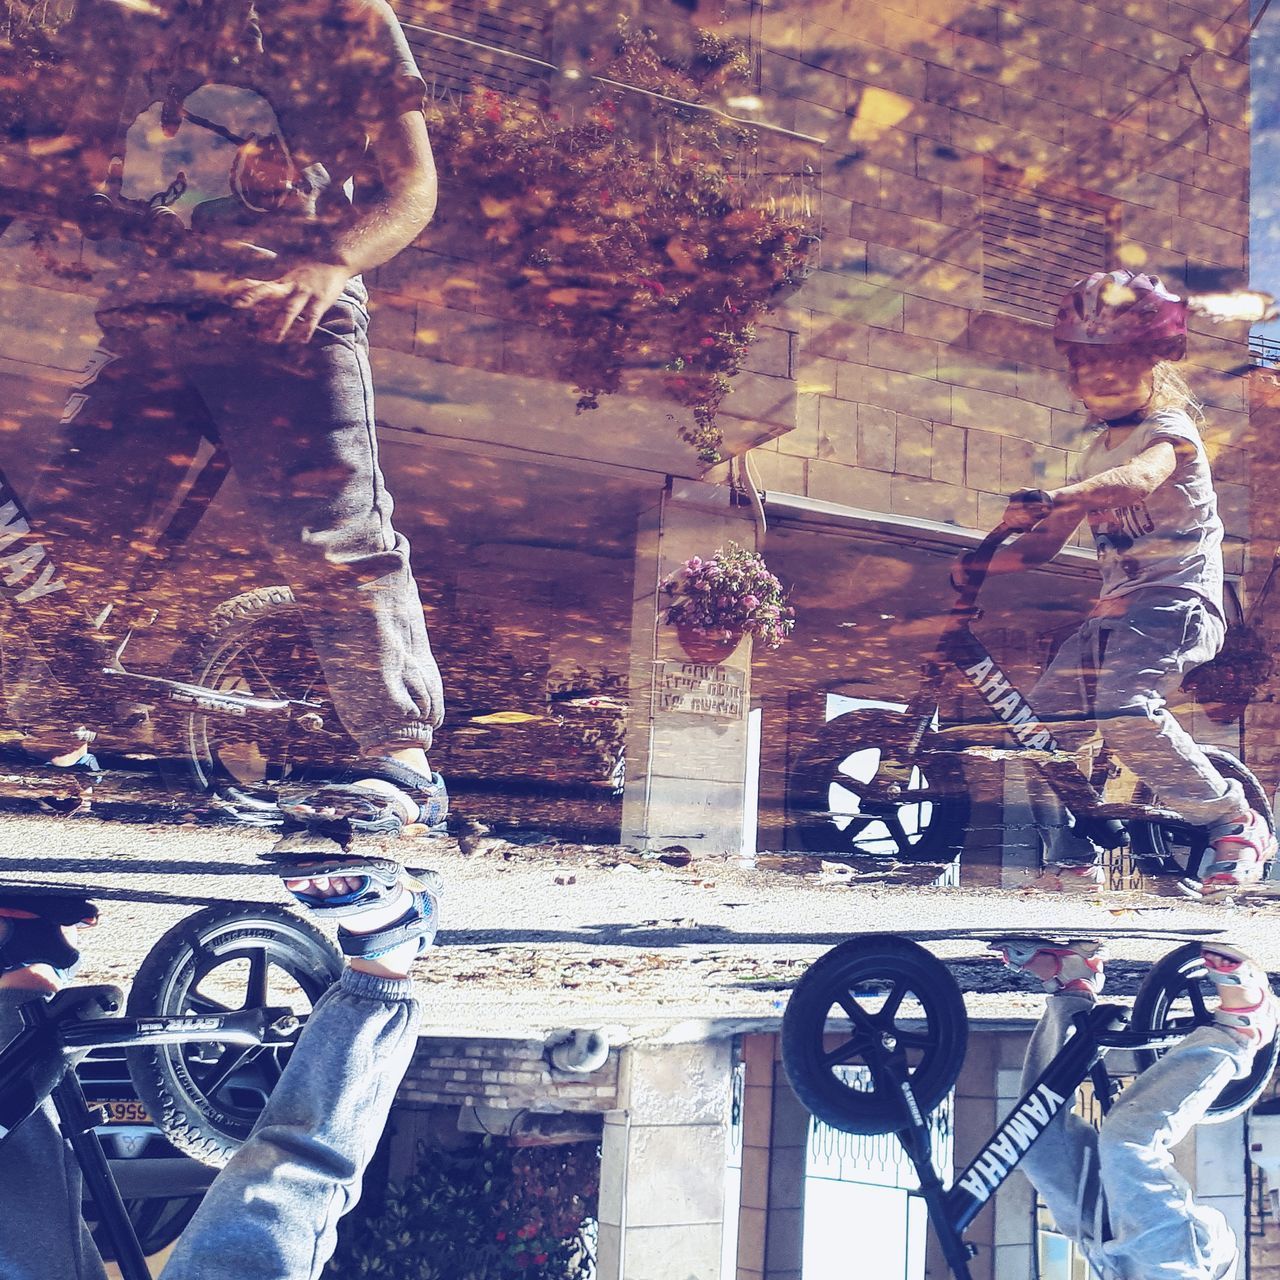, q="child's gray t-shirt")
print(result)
[1071,407,1225,616]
